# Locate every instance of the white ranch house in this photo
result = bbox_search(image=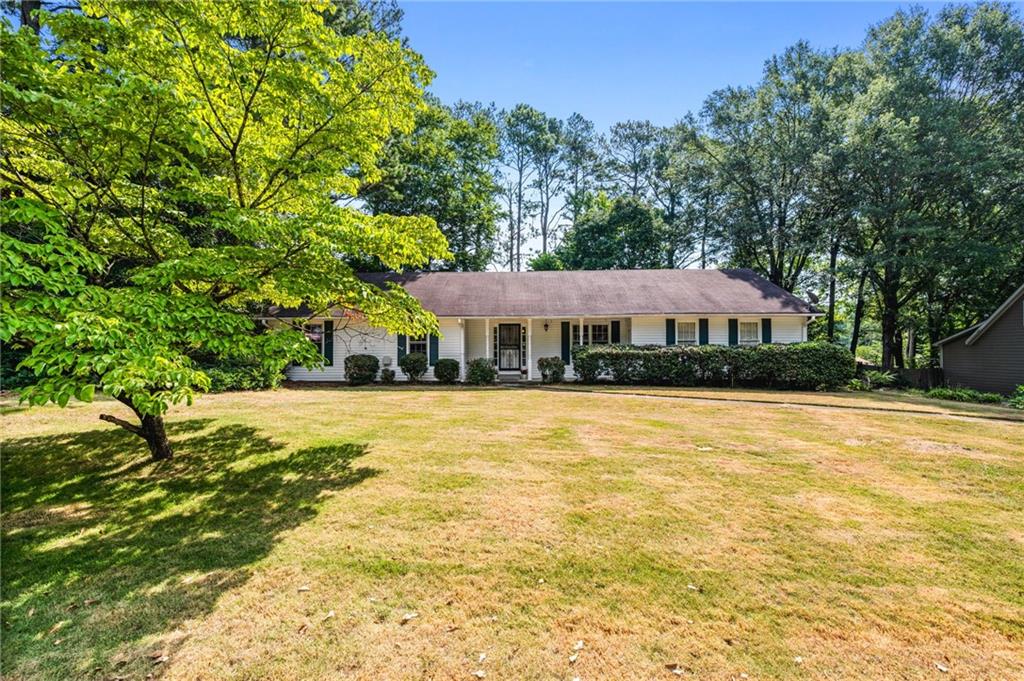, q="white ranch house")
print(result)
[269,269,820,382]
